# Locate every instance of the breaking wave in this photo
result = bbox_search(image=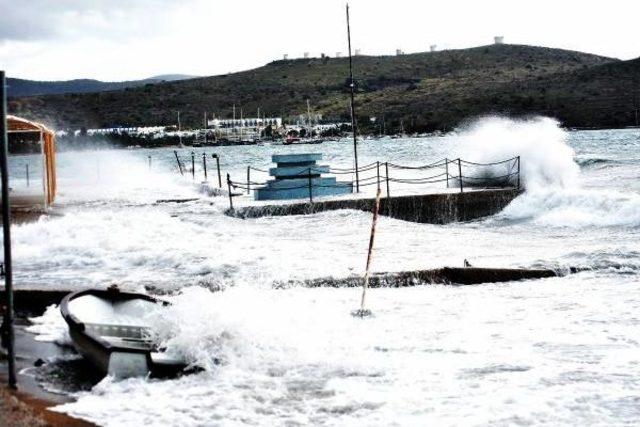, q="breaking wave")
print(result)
[454,117,640,228]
